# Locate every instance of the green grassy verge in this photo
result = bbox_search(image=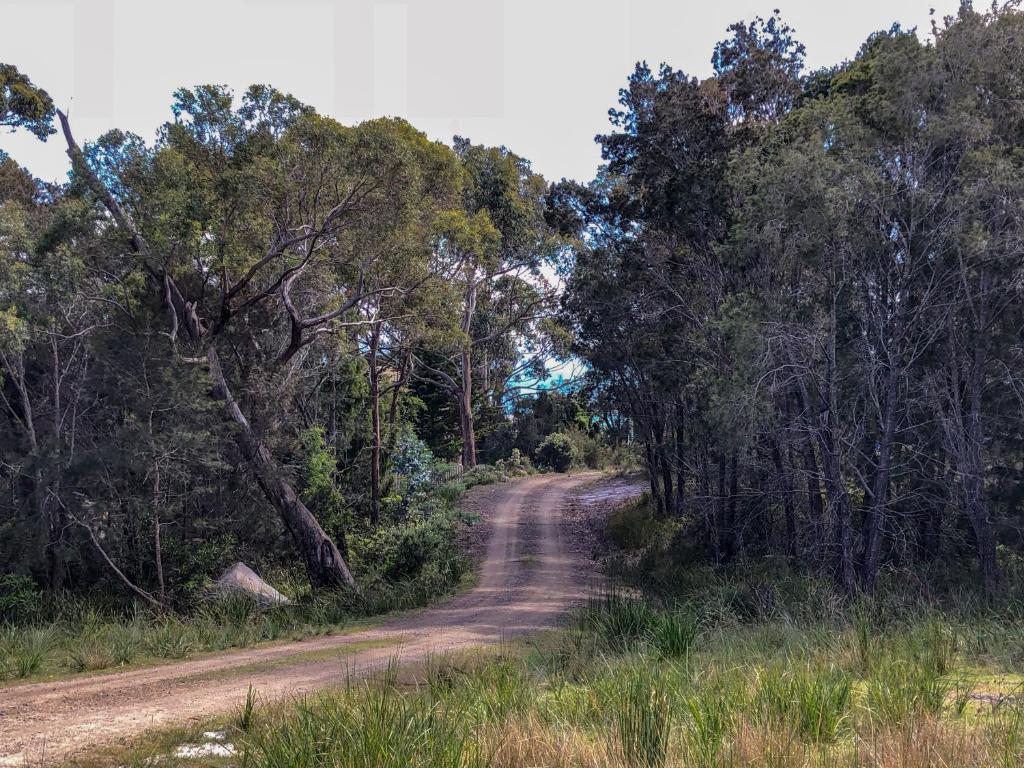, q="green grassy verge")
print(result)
[65,596,1024,768]
[58,483,1024,767]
